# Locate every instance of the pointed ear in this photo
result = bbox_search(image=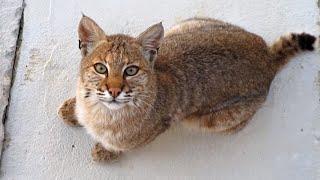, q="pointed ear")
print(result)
[137,22,164,65]
[78,15,106,57]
